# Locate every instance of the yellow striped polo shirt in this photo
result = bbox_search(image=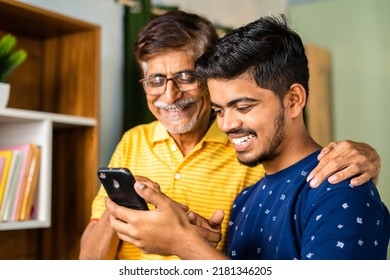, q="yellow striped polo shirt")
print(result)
[91,120,264,259]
